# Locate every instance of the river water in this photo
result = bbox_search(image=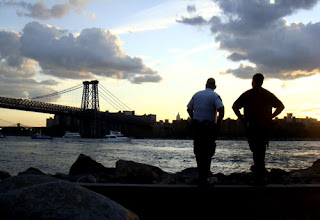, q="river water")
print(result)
[1,136,320,175]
